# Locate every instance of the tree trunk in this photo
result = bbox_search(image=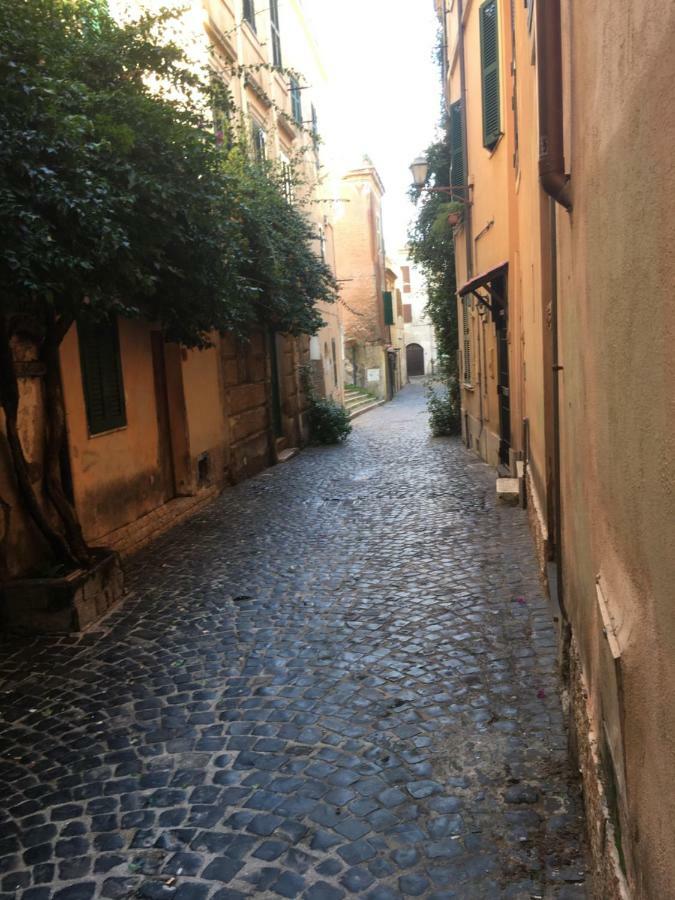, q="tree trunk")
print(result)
[0,316,79,569]
[42,313,91,567]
